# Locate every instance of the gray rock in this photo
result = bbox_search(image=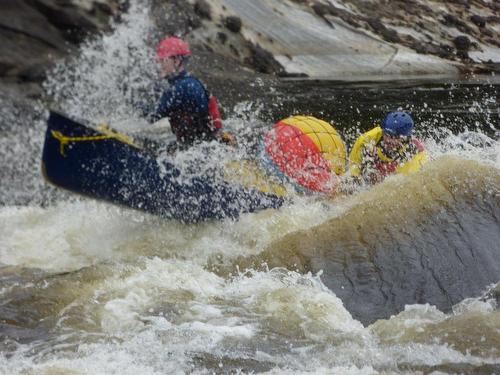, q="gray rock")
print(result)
[453,35,472,60]
[442,13,472,34]
[480,28,493,38]
[216,31,228,44]
[414,42,455,59]
[0,0,117,88]
[194,0,211,20]
[448,0,470,8]
[366,18,400,43]
[26,0,99,43]
[0,0,67,49]
[453,35,471,51]
[245,43,284,75]
[0,27,63,80]
[487,15,500,24]
[438,43,455,59]
[224,16,242,33]
[470,15,486,28]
